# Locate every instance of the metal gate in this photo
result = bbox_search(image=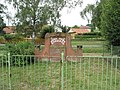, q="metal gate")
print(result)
[0,53,120,90]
